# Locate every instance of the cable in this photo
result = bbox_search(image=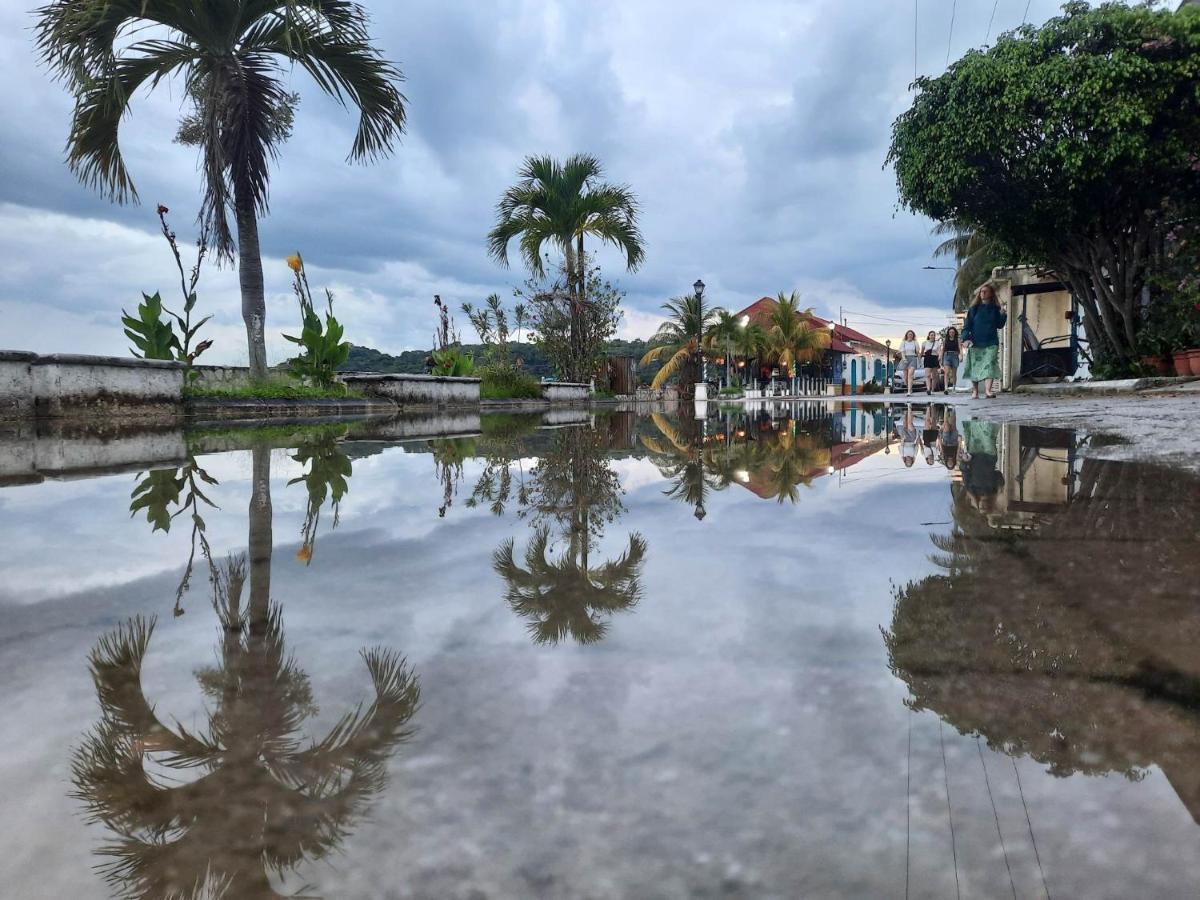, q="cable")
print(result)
[978,739,1017,900]
[1023,0,1033,25]
[1013,758,1052,899]
[986,0,1001,42]
[914,0,920,79]
[939,721,962,900]
[906,710,912,900]
[946,0,958,66]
